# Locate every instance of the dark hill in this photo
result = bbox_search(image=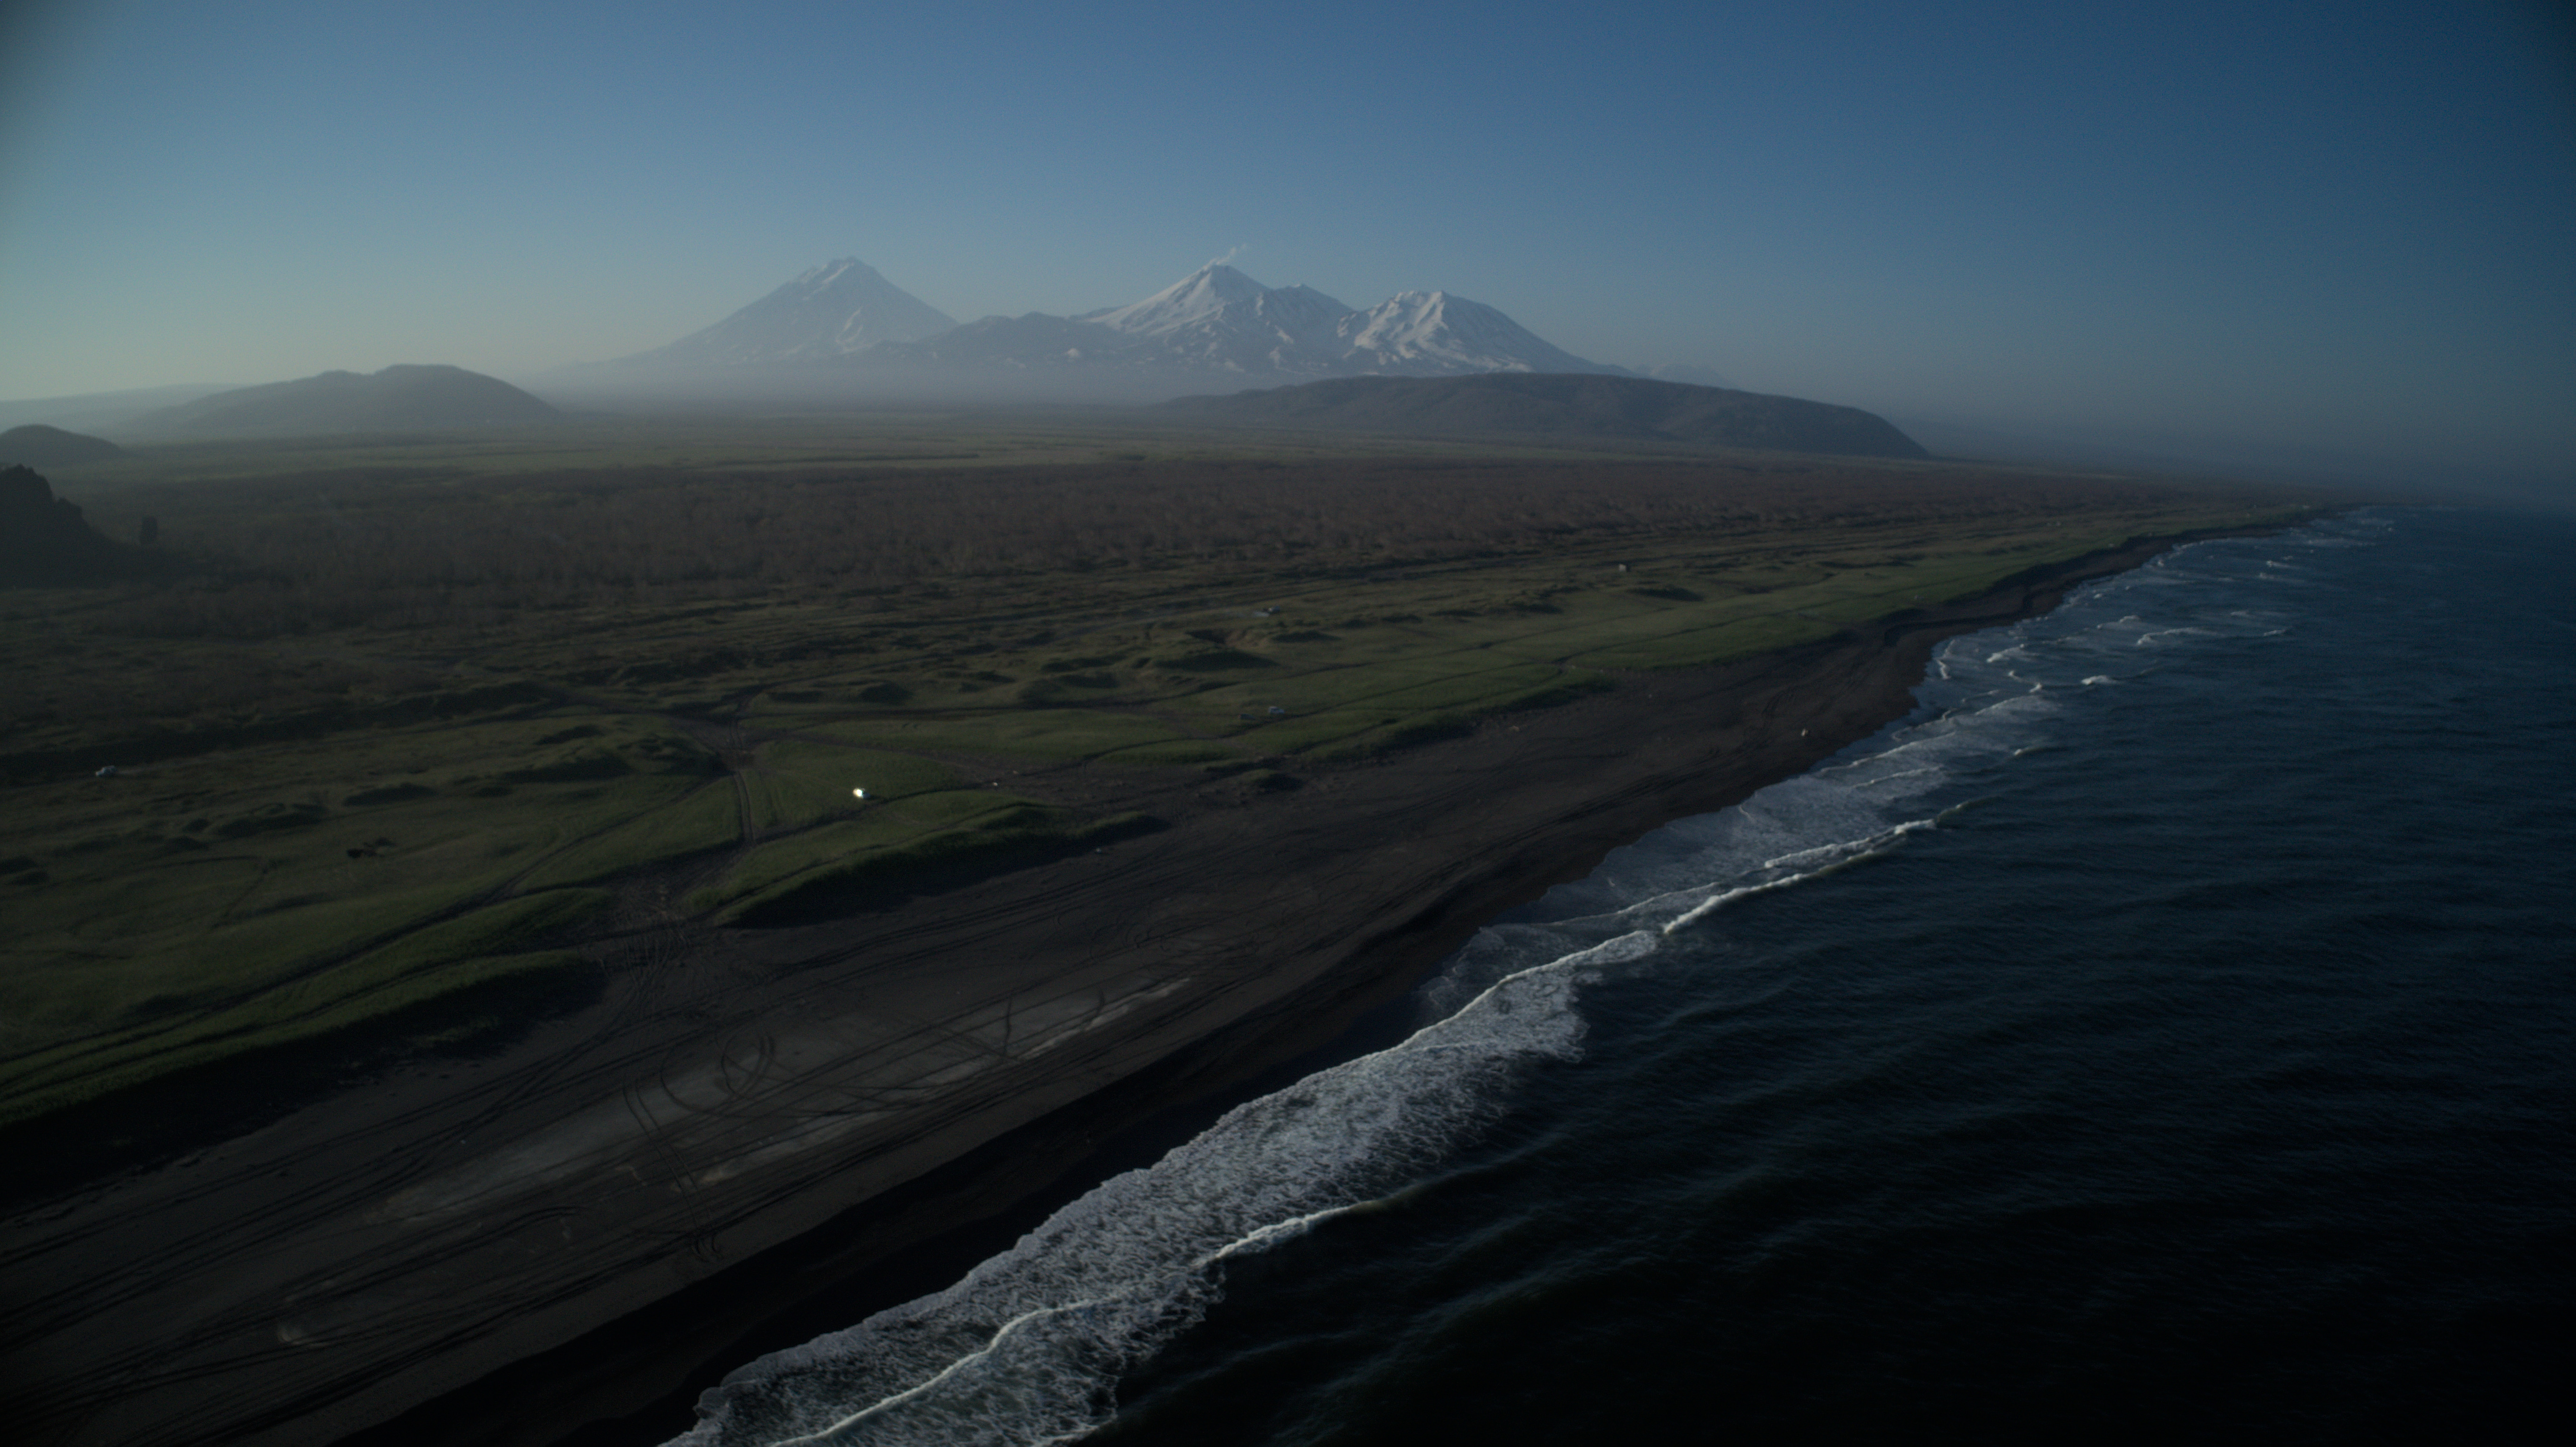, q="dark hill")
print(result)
[0,466,136,584]
[1160,373,1929,459]
[134,365,557,438]
[0,425,126,470]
